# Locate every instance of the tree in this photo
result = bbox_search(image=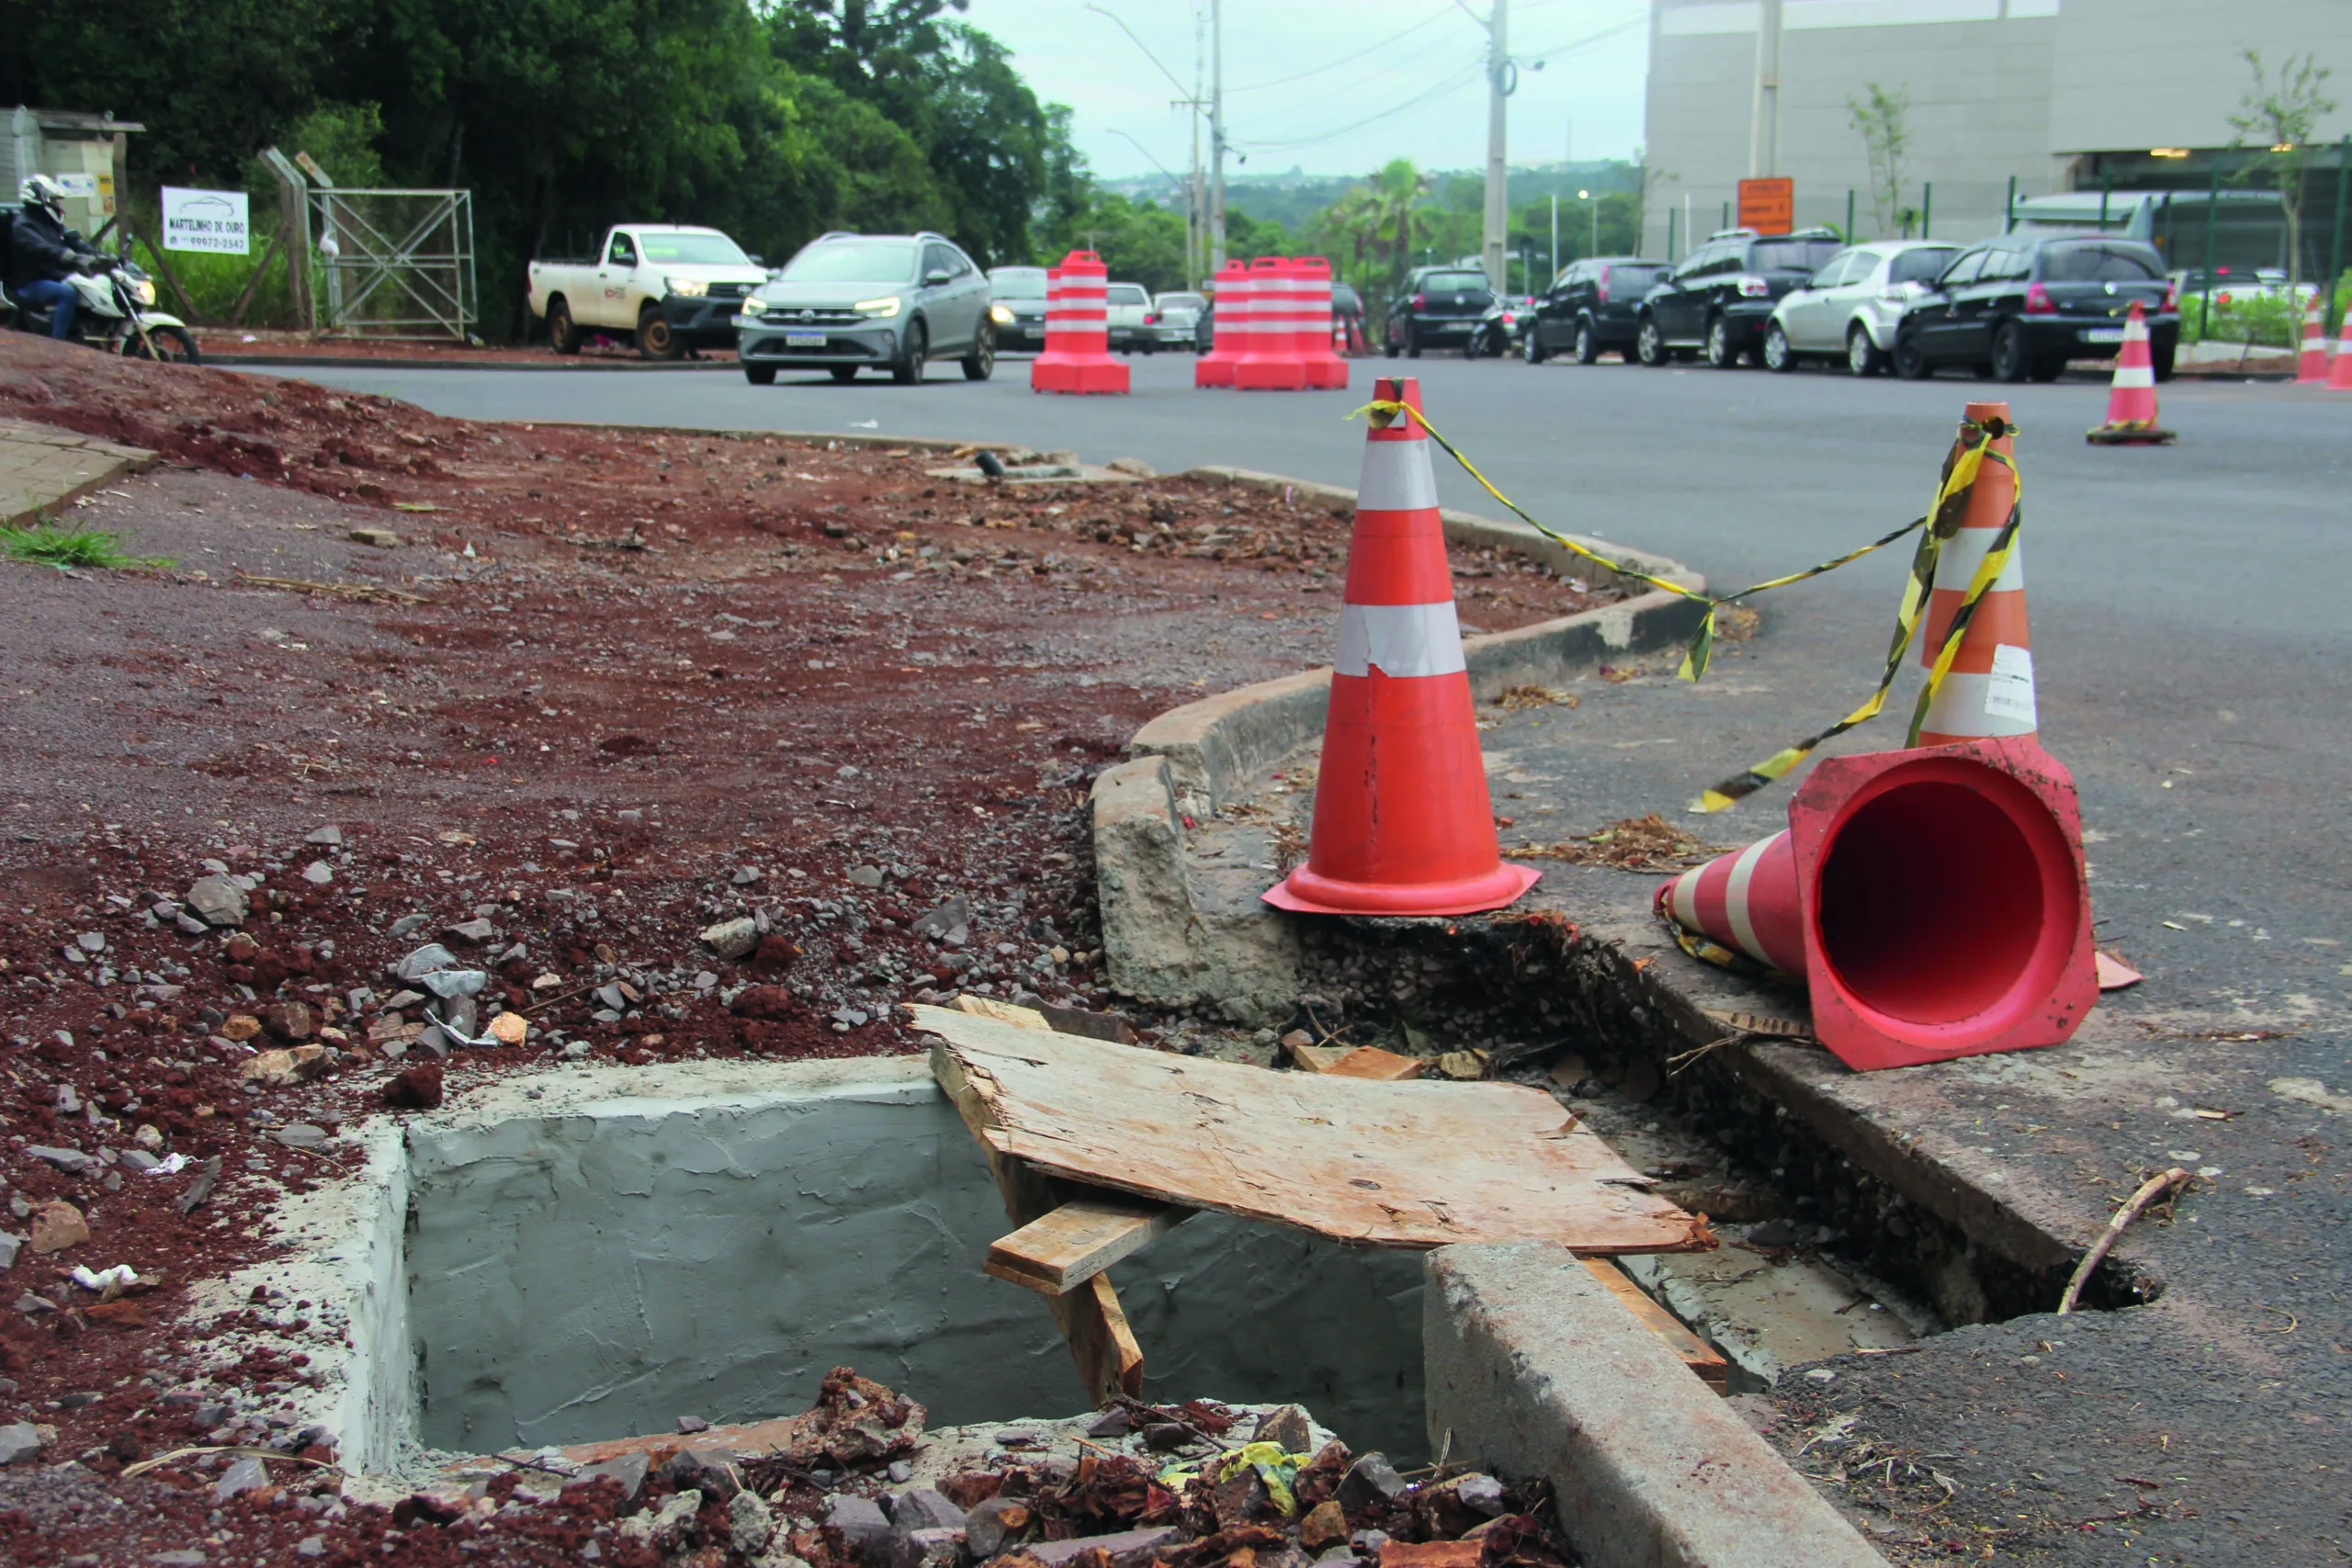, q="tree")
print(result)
[1847,82,1910,239]
[2227,49,2338,300]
